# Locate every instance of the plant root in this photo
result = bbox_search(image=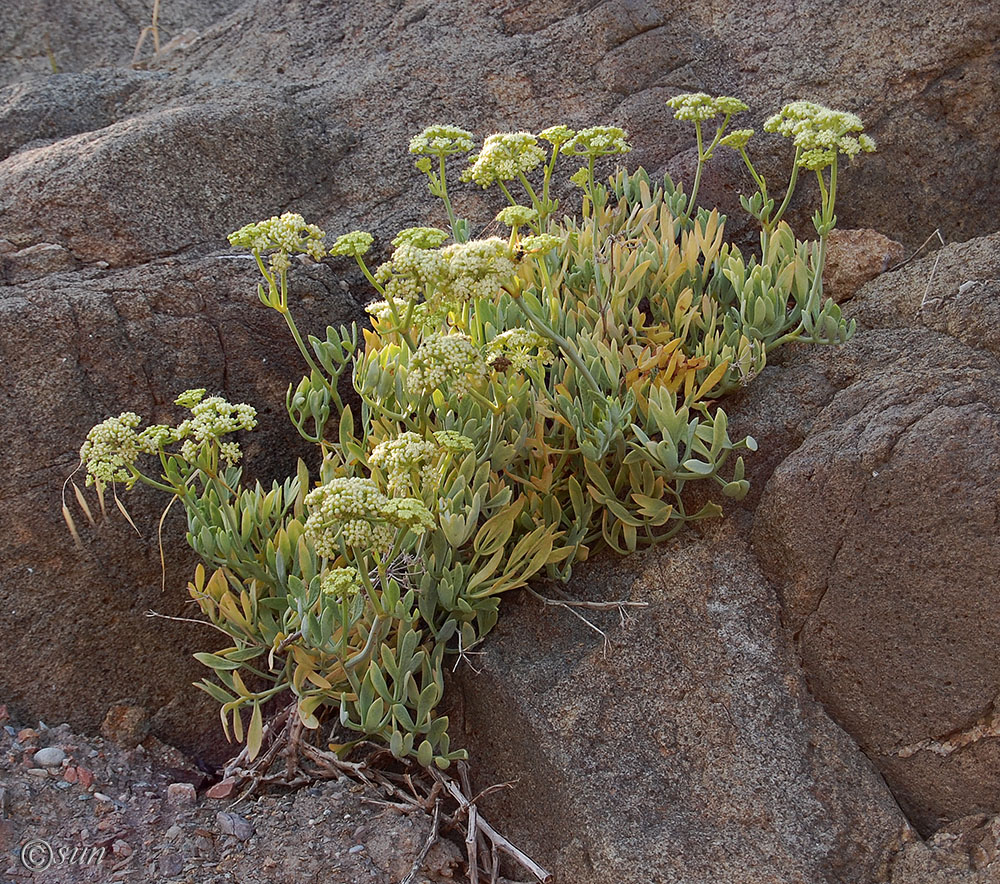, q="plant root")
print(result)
[218,705,551,883]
